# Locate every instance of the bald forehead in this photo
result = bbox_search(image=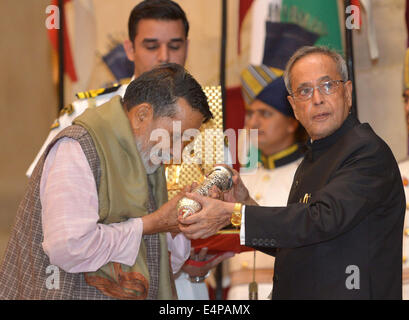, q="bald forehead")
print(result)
[290,53,342,86]
[292,53,338,73]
